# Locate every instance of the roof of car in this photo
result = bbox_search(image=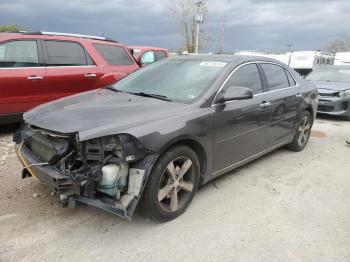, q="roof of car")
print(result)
[129,45,167,51]
[0,32,122,45]
[169,54,284,64]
